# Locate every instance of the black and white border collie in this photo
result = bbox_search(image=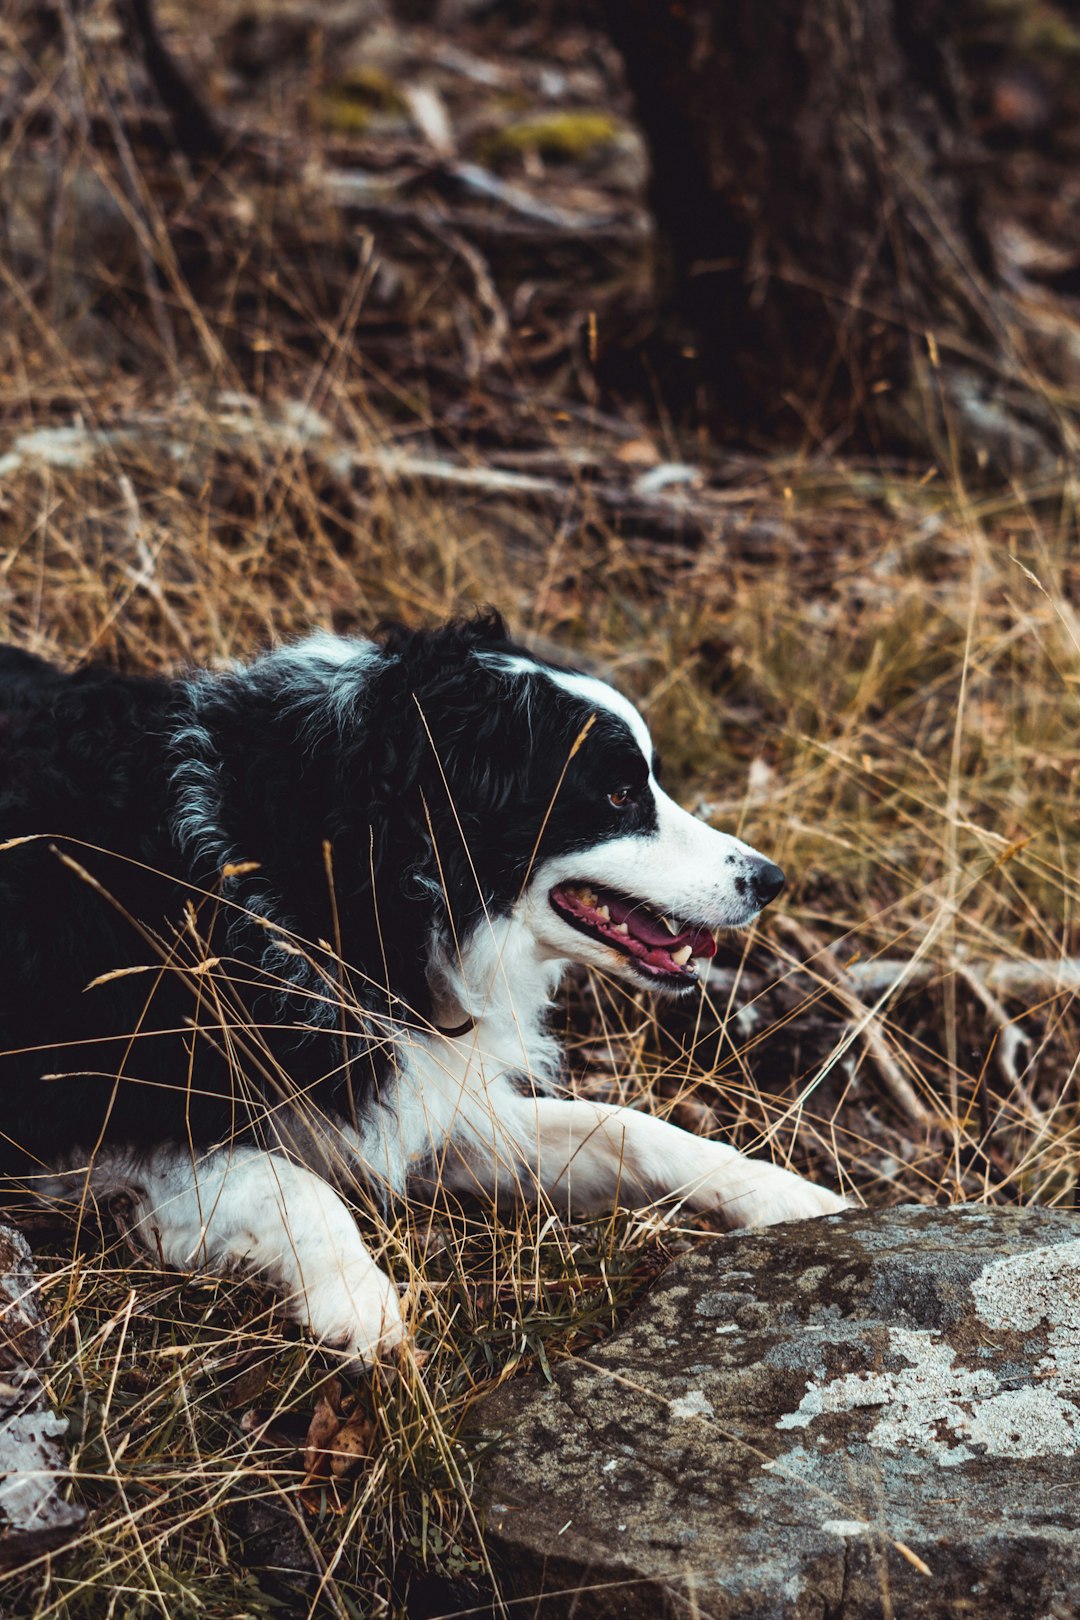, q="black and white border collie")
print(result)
[0,613,845,1361]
